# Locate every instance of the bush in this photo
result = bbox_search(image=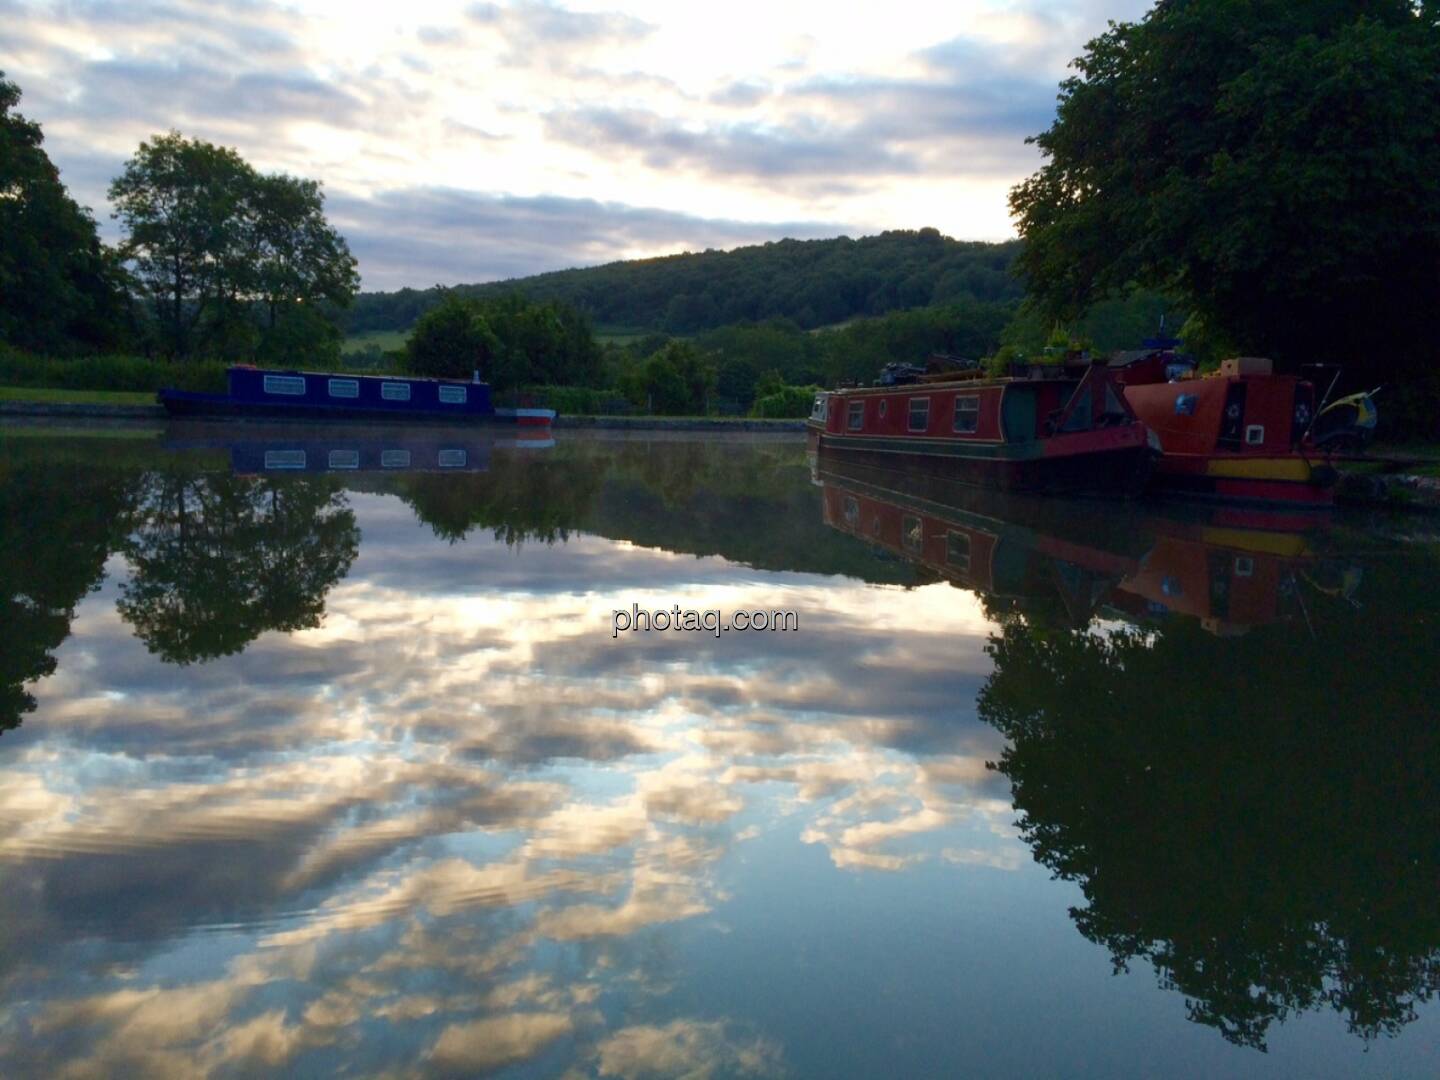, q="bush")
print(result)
[495,385,634,415]
[0,346,228,393]
[751,385,820,418]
